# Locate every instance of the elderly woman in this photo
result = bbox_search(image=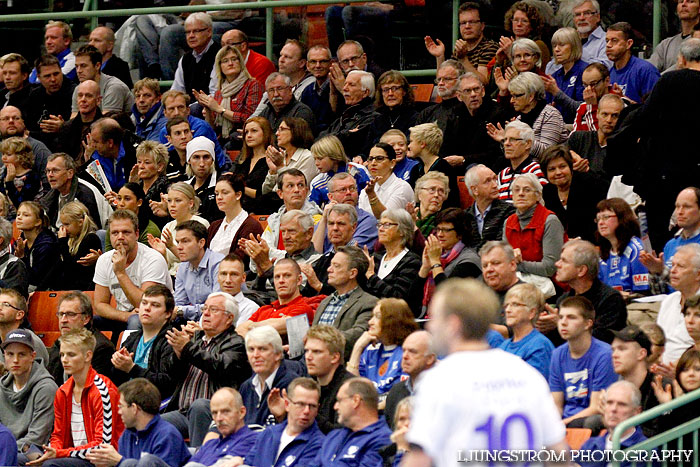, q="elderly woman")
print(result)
[130,140,170,228]
[374,70,417,137]
[380,129,419,183]
[493,38,544,100]
[262,117,317,195]
[504,173,566,279]
[541,145,608,242]
[543,28,589,123]
[364,209,423,315]
[359,143,414,219]
[413,172,449,237]
[193,45,262,144]
[0,137,42,207]
[347,298,418,399]
[595,198,650,295]
[419,207,481,312]
[489,72,568,158]
[309,135,369,207]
